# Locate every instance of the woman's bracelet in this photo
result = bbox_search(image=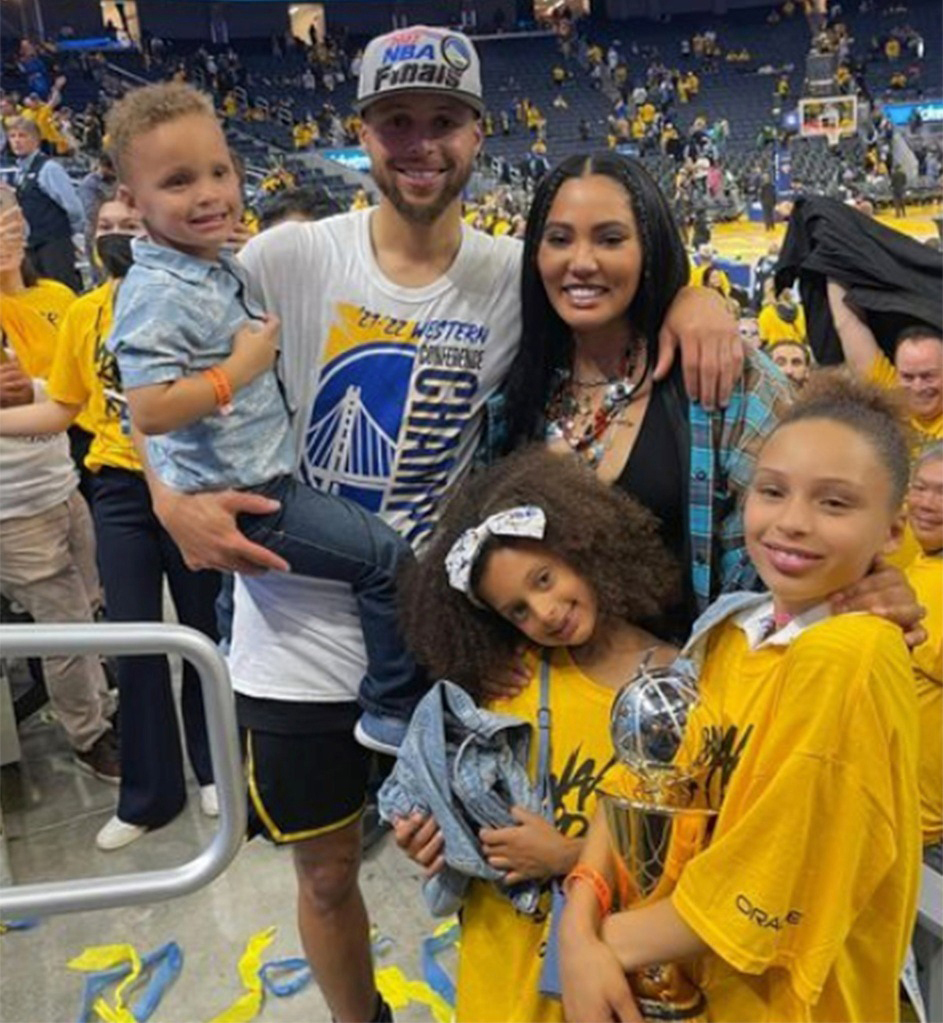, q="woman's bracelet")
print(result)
[564,864,613,918]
